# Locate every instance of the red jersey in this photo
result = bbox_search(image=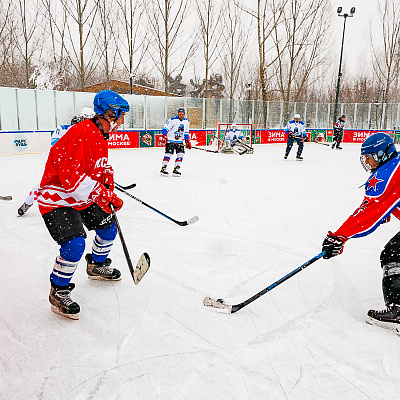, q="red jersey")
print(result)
[37,119,108,215]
